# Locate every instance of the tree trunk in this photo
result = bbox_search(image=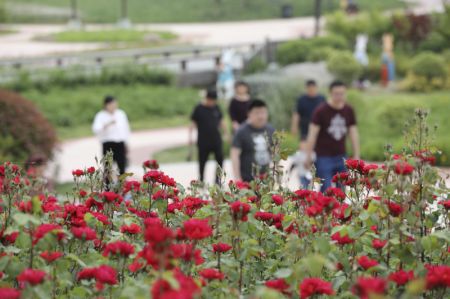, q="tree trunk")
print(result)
[121,0,128,20]
[70,0,78,20]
